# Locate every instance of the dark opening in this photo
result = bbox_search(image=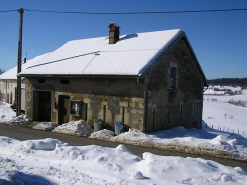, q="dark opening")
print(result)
[103,105,106,122]
[122,107,125,123]
[170,67,177,89]
[167,106,171,124]
[180,104,183,119]
[58,95,70,124]
[83,103,88,121]
[60,80,69,84]
[38,79,45,83]
[152,108,156,127]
